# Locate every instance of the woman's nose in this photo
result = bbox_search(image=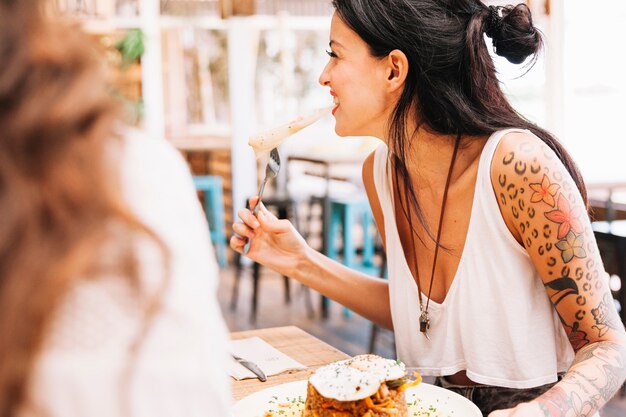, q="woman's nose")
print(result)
[318,62,330,87]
